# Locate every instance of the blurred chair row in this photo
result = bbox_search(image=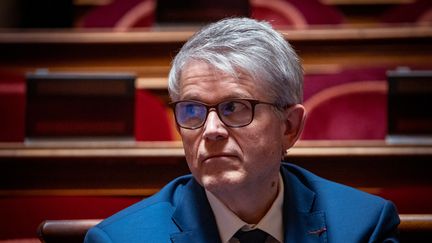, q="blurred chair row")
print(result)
[2,65,432,241]
[79,0,432,30]
[2,71,432,241]
[0,71,173,142]
[1,65,430,142]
